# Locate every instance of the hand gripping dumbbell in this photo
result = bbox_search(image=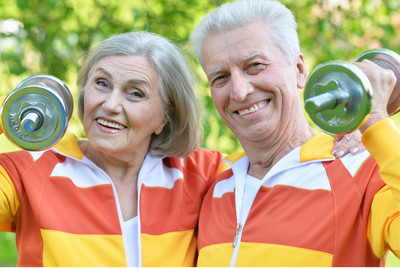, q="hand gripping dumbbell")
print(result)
[1,74,73,150]
[304,48,400,134]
